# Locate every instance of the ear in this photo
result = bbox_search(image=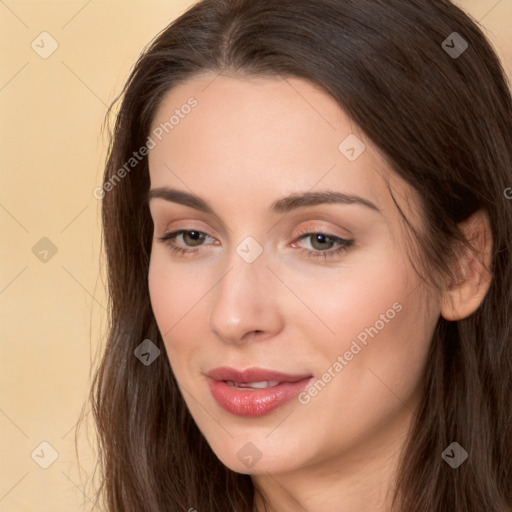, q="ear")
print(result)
[441,209,493,321]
